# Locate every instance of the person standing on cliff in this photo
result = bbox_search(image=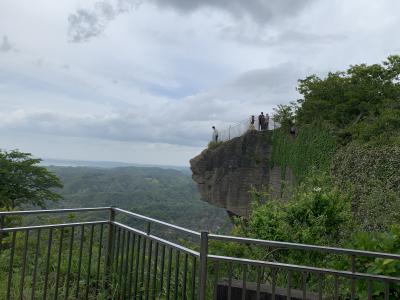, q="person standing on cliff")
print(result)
[258,112,265,131]
[212,126,219,142]
[249,115,256,130]
[265,113,270,130]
